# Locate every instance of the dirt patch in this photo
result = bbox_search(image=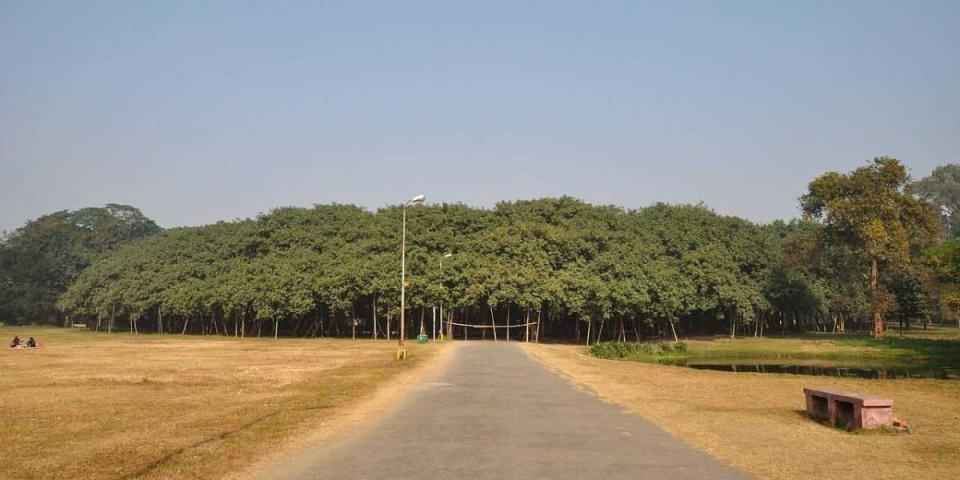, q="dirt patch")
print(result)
[1,327,448,480]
